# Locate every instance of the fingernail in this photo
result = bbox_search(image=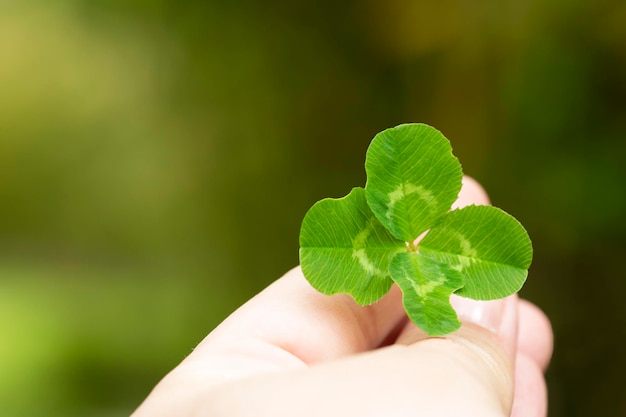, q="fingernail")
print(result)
[450,295,505,334]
